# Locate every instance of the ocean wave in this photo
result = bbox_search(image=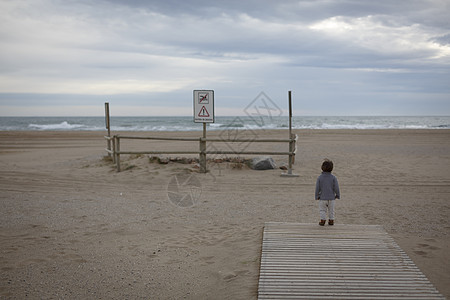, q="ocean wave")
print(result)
[435,124,450,129]
[28,121,87,130]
